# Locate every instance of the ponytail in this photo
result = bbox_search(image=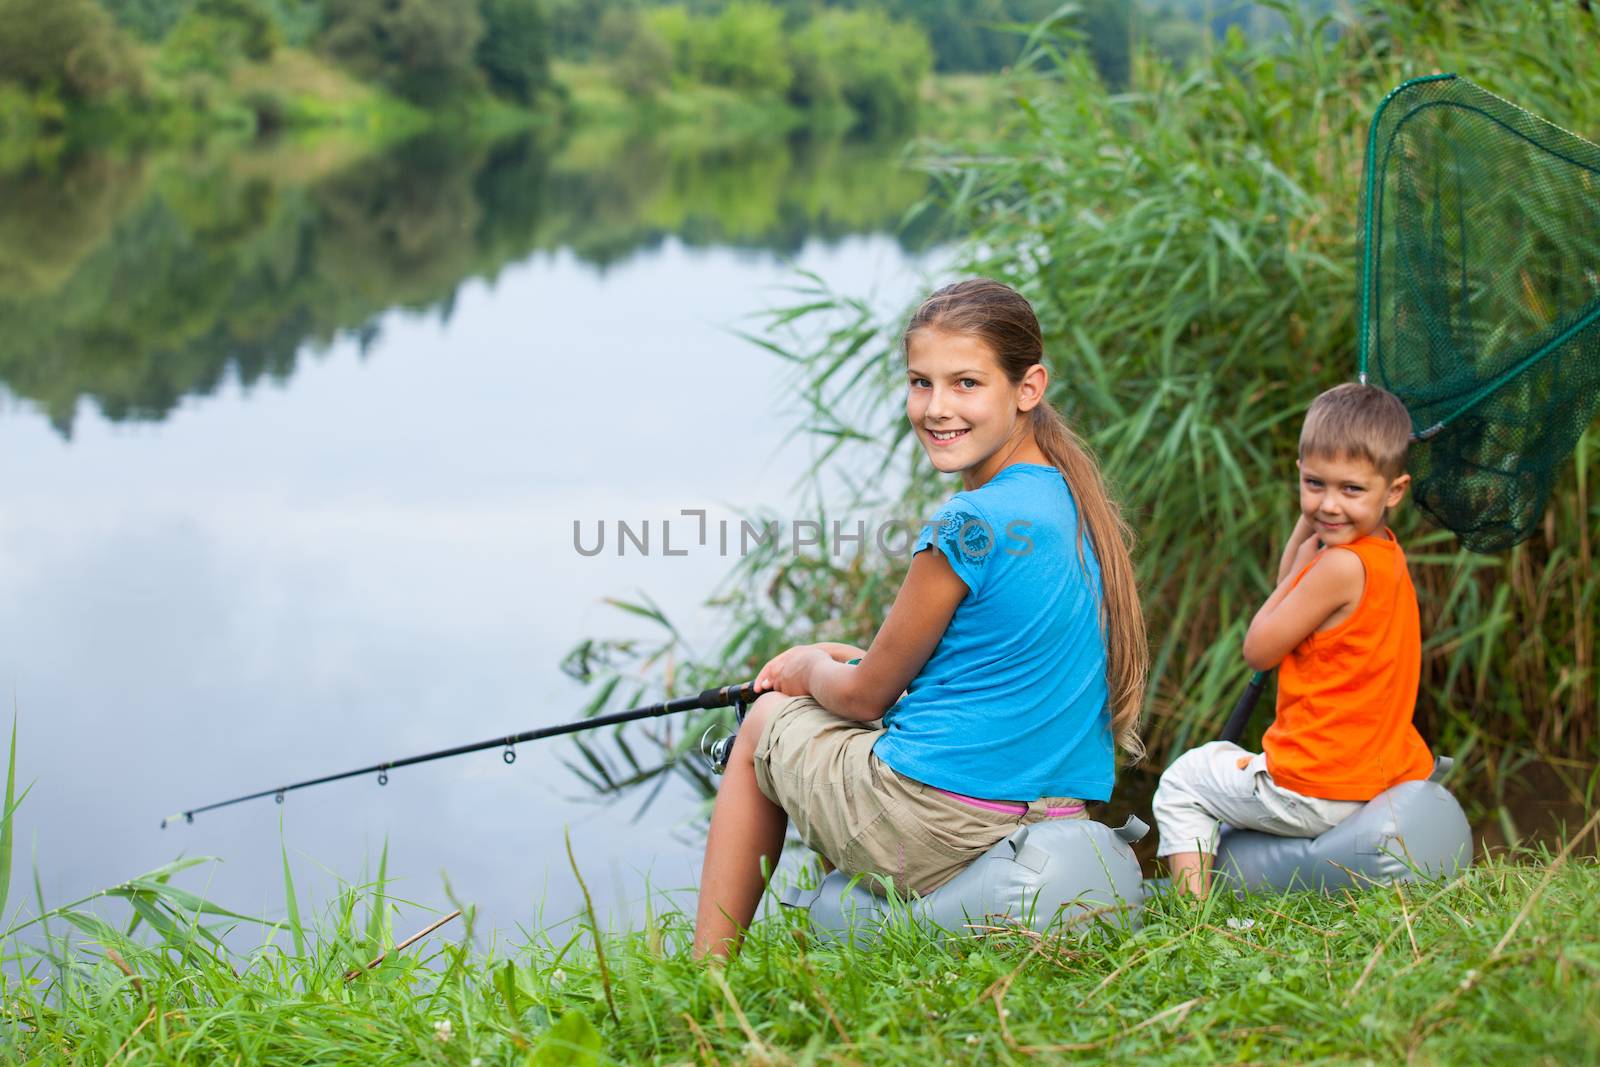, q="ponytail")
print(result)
[907,278,1149,761]
[1031,403,1148,761]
